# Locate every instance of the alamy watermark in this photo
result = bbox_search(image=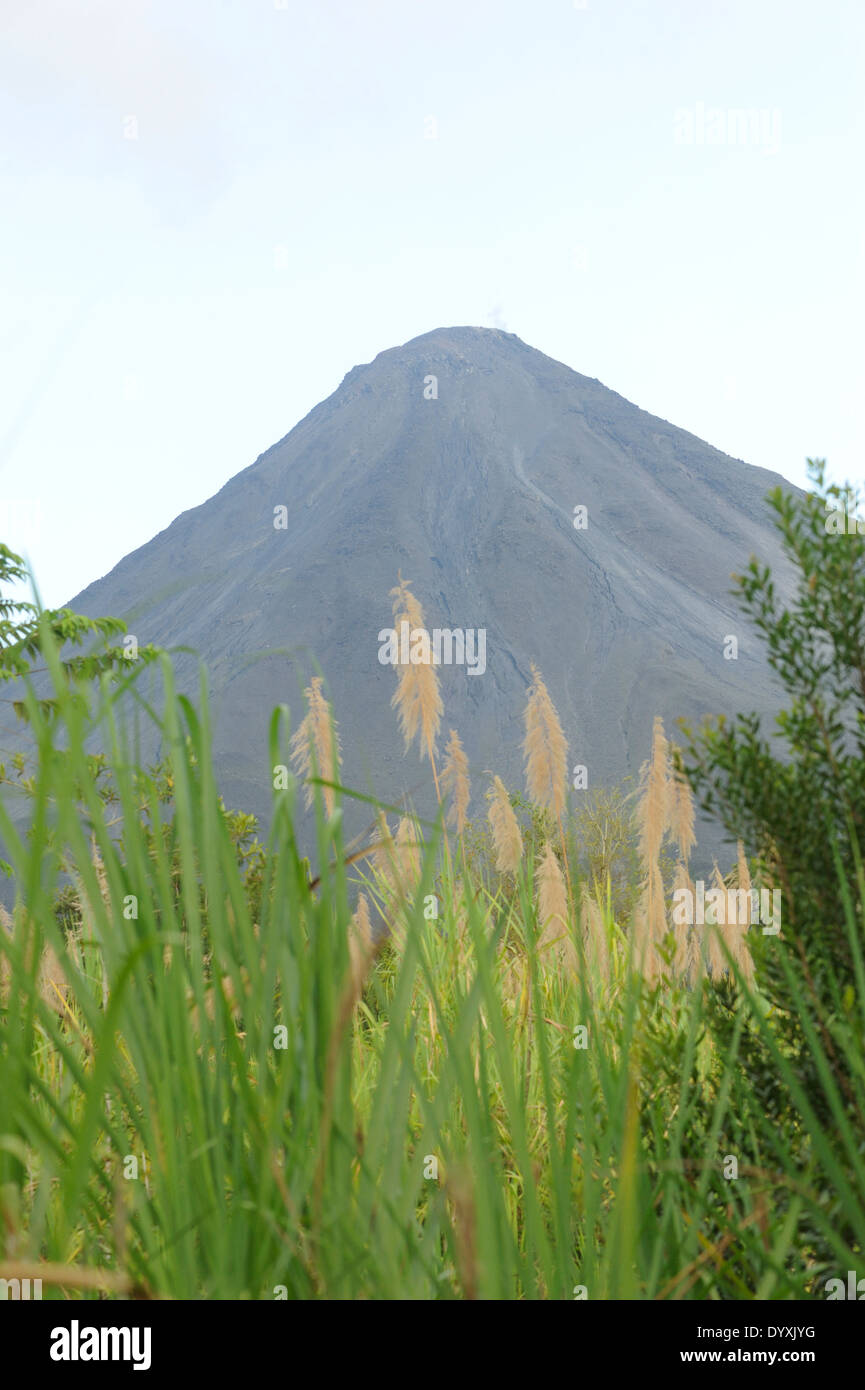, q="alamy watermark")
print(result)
[674,102,782,154]
[49,1320,151,1370]
[378,621,487,676]
[1,1276,42,1300]
[672,881,781,935]
[0,498,42,539]
[825,1270,865,1299]
[824,492,865,534]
